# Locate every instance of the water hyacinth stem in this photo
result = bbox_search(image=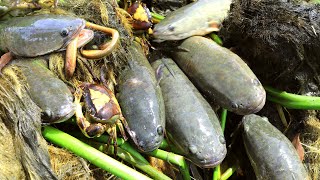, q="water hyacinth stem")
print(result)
[73,131,191,180]
[220,165,238,180]
[85,140,172,180]
[42,126,151,180]
[264,86,320,106]
[146,149,191,180]
[213,109,228,180]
